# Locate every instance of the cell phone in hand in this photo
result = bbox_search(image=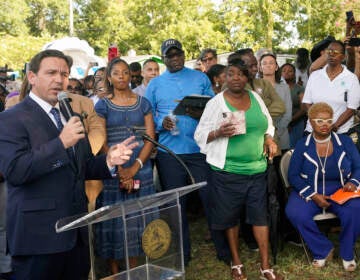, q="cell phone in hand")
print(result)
[349,37,360,47]
[221,111,246,135]
[346,11,354,22]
